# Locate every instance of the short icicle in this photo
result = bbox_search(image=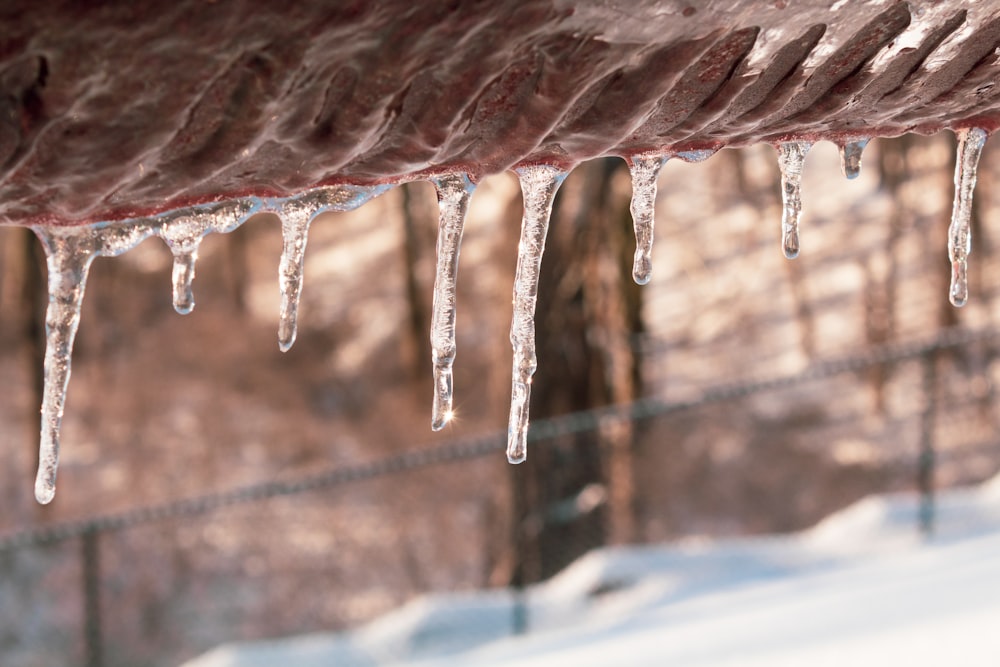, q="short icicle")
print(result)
[776,142,812,259]
[170,244,200,314]
[507,165,568,464]
[156,201,260,316]
[628,155,667,285]
[429,173,475,430]
[273,186,393,351]
[277,206,314,352]
[32,229,99,504]
[839,139,869,180]
[948,127,989,307]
